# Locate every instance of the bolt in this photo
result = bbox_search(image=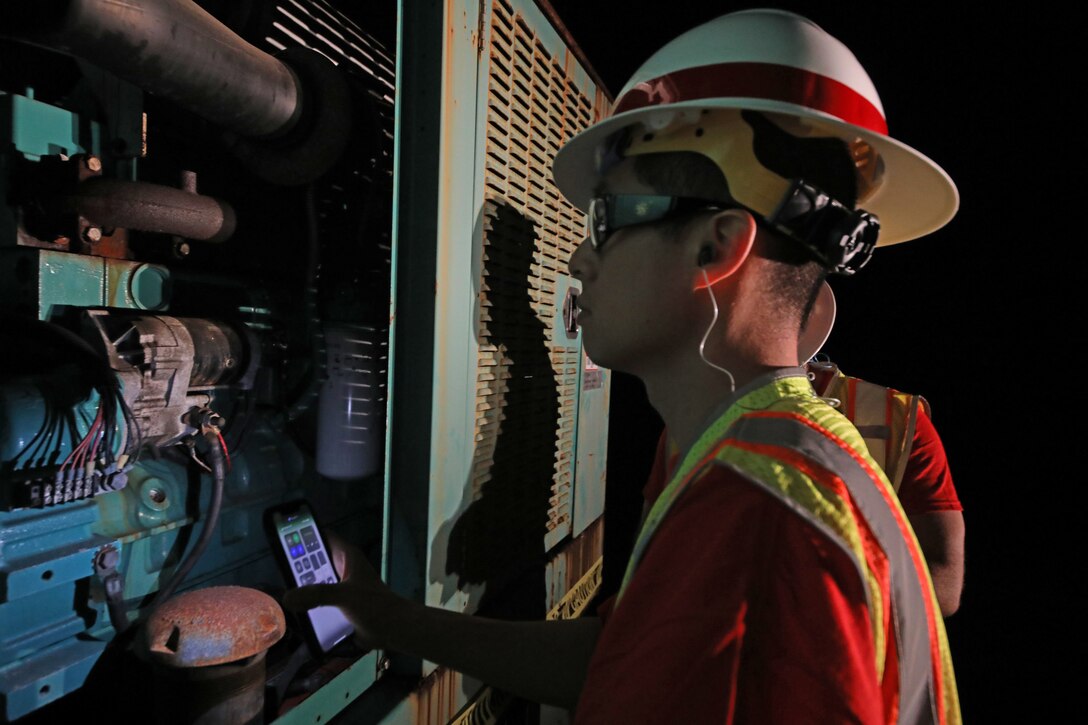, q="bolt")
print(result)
[173,241,191,258]
[84,155,102,173]
[95,546,119,571]
[83,226,102,243]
